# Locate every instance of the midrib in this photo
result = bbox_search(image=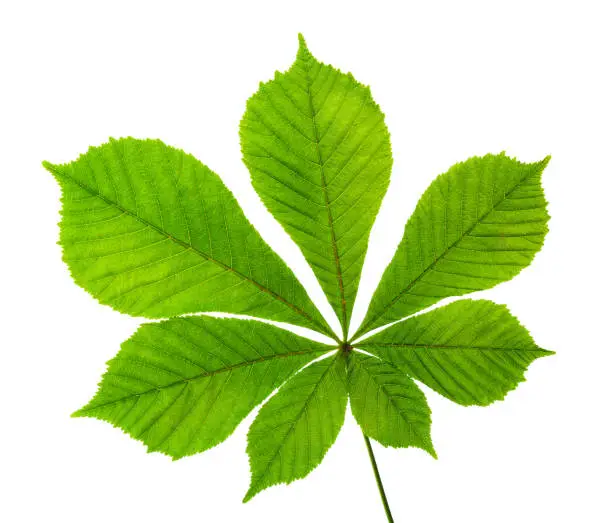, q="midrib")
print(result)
[303,64,348,340]
[77,348,331,413]
[48,164,329,335]
[247,354,339,496]
[353,167,542,341]
[358,343,548,353]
